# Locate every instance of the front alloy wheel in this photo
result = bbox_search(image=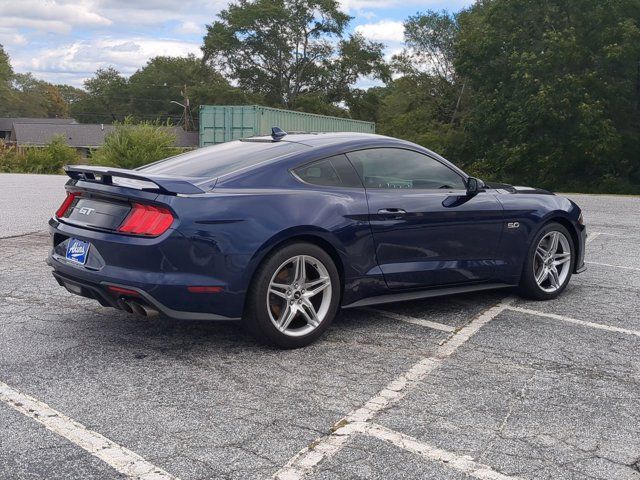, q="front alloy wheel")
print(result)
[519,222,575,300]
[533,231,572,293]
